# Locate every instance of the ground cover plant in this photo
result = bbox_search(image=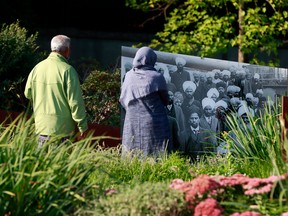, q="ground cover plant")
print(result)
[0,100,288,215]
